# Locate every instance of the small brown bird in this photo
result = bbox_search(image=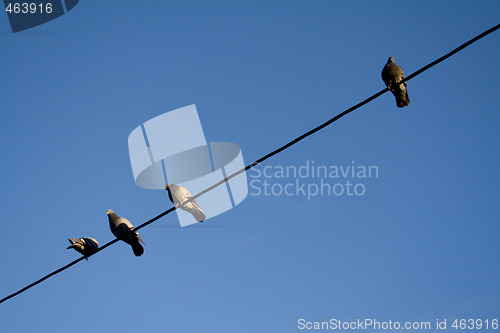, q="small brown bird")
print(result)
[164,184,206,222]
[67,237,99,258]
[106,209,145,256]
[381,56,410,107]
